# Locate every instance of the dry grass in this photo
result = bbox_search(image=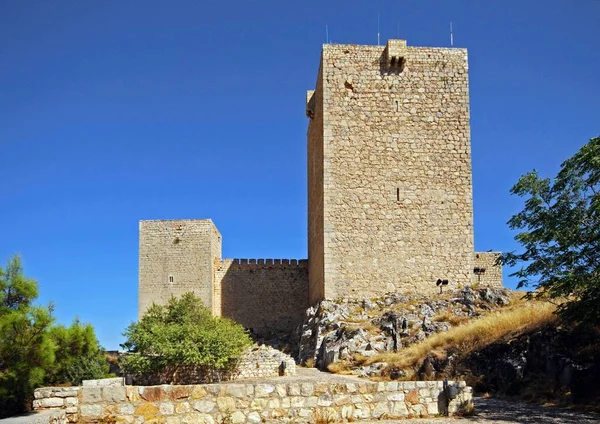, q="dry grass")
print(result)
[365,301,557,370]
[313,408,339,423]
[327,361,354,375]
[432,310,471,326]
